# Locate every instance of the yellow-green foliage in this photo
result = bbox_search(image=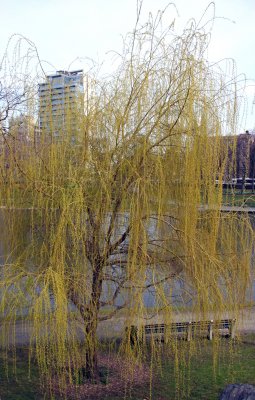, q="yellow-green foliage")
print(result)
[0,6,253,397]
